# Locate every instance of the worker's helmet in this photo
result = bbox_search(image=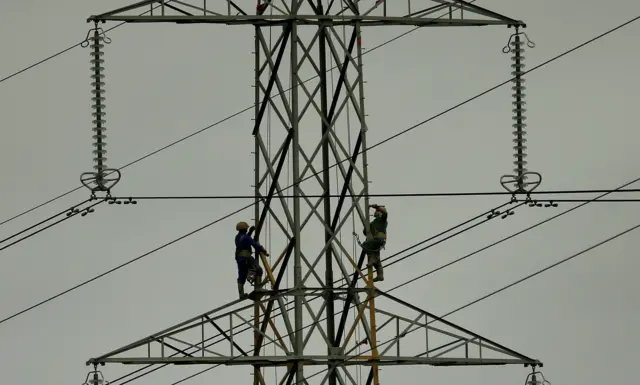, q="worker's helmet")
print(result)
[236,221,250,231]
